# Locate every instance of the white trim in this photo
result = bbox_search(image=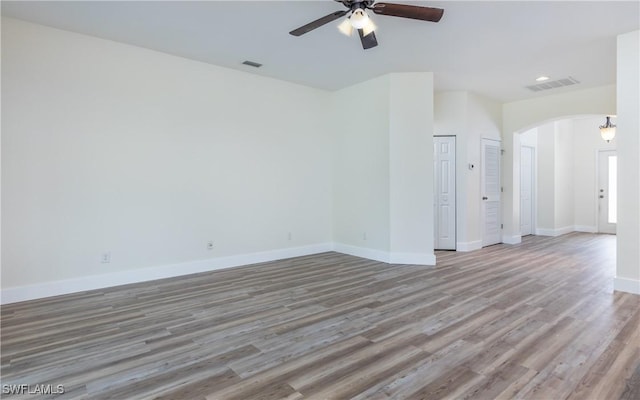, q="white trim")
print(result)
[574,225,597,233]
[0,243,333,304]
[535,228,554,236]
[389,252,436,266]
[332,243,390,263]
[535,226,599,236]
[535,226,574,237]
[613,277,640,295]
[502,235,522,245]
[330,243,437,265]
[1,242,441,304]
[520,145,536,237]
[456,240,483,252]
